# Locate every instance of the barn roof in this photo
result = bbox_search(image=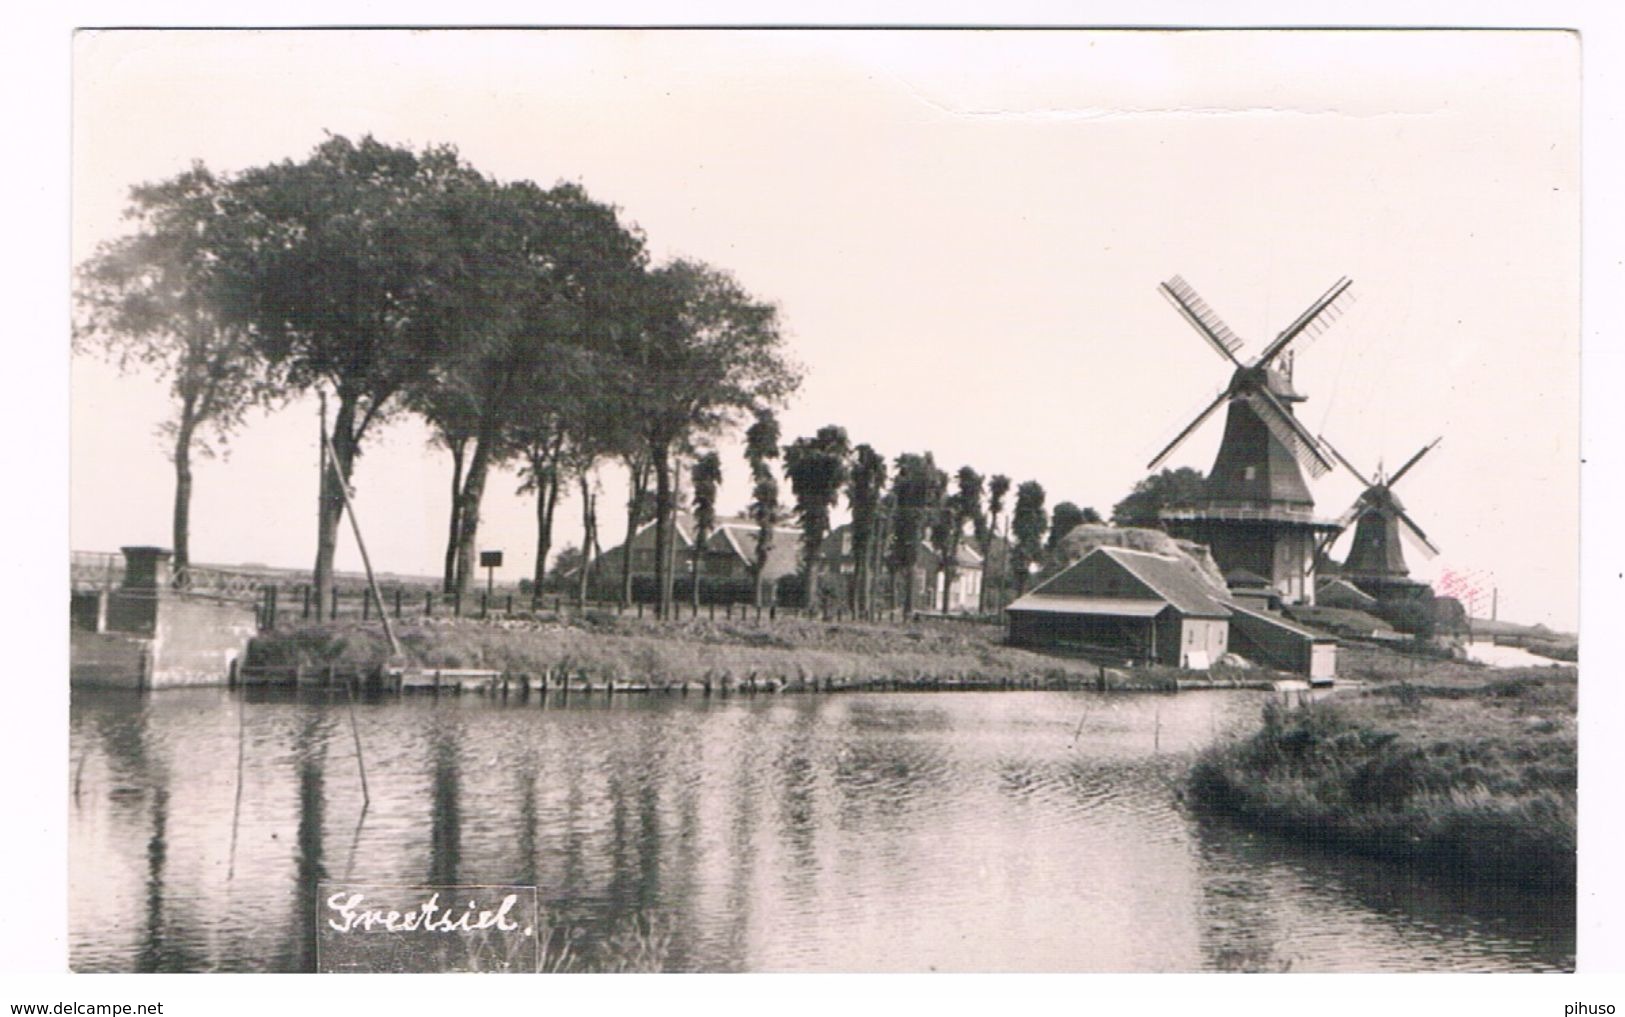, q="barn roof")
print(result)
[1013,546,1232,619]
[1095,547,1233,617]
